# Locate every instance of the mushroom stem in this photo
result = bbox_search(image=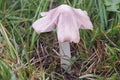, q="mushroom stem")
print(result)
[59,42,71,71]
